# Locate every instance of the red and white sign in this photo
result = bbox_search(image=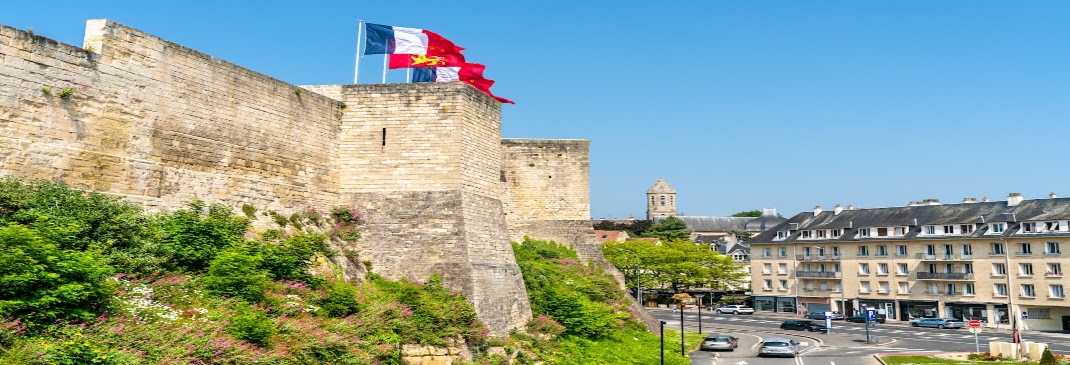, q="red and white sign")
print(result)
[968,320,982,327]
